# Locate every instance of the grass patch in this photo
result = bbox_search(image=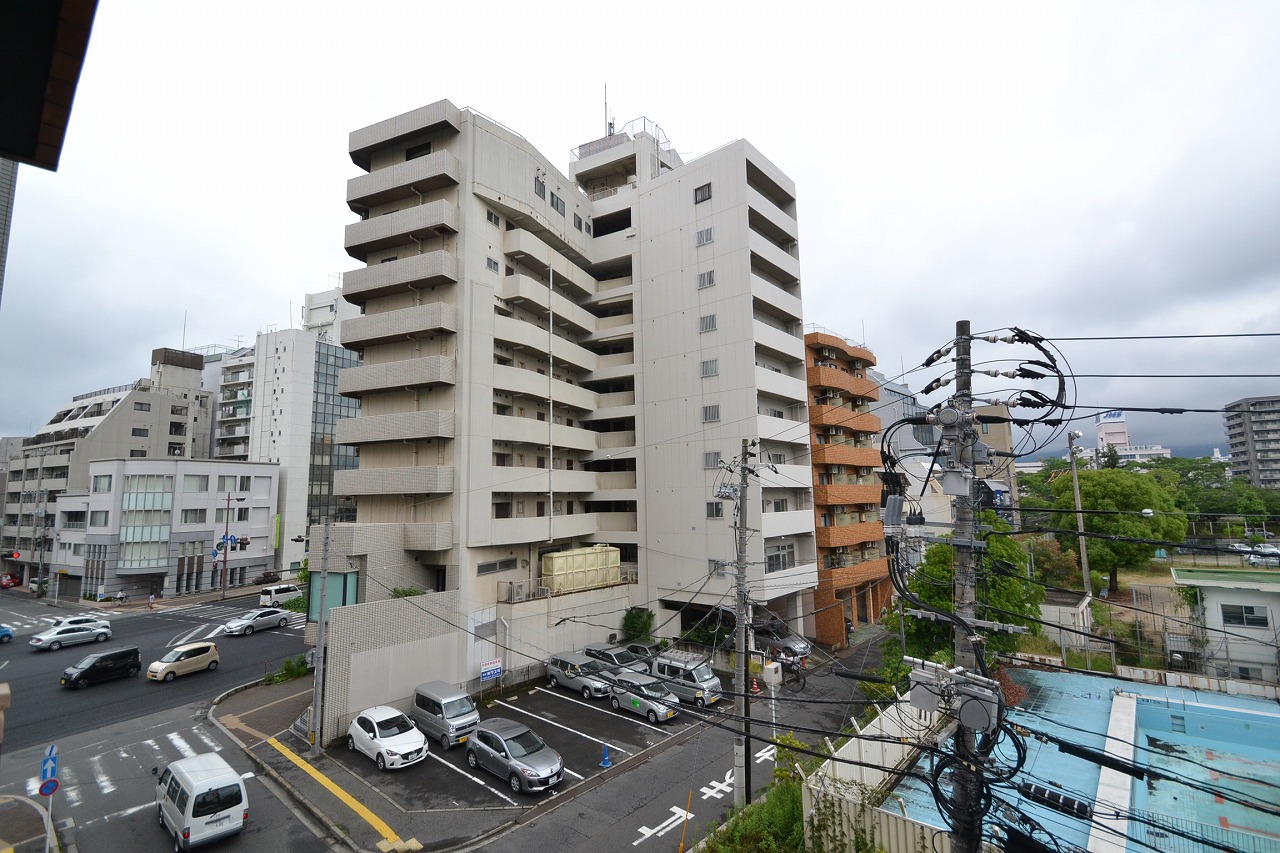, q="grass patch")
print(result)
[265,654,311,684]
